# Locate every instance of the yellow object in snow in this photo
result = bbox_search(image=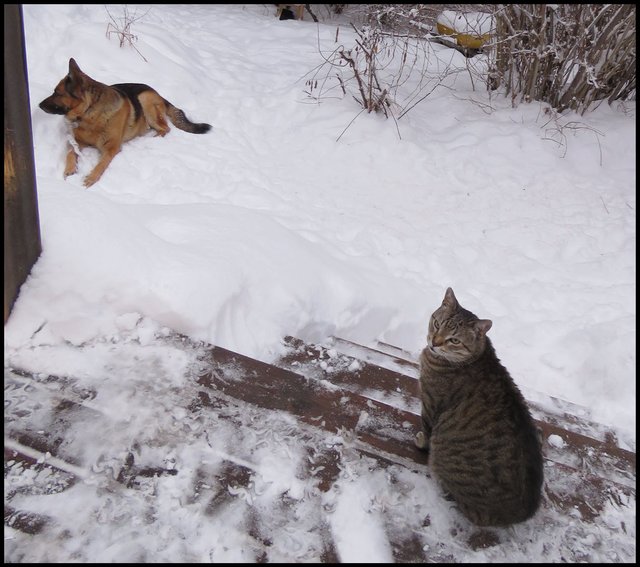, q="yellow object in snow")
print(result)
[436,11,493,50]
